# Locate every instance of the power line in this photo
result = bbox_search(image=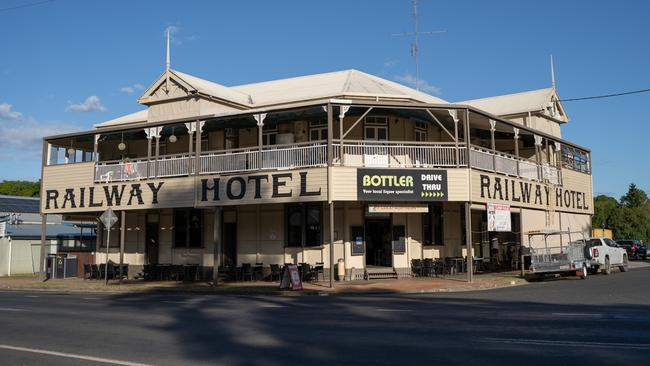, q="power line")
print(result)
[560,88,650,102]
[0,0,53,13]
